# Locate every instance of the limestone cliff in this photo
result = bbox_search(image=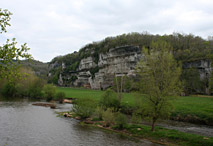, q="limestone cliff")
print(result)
[49,45,141,89]
[48,45,212,93]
